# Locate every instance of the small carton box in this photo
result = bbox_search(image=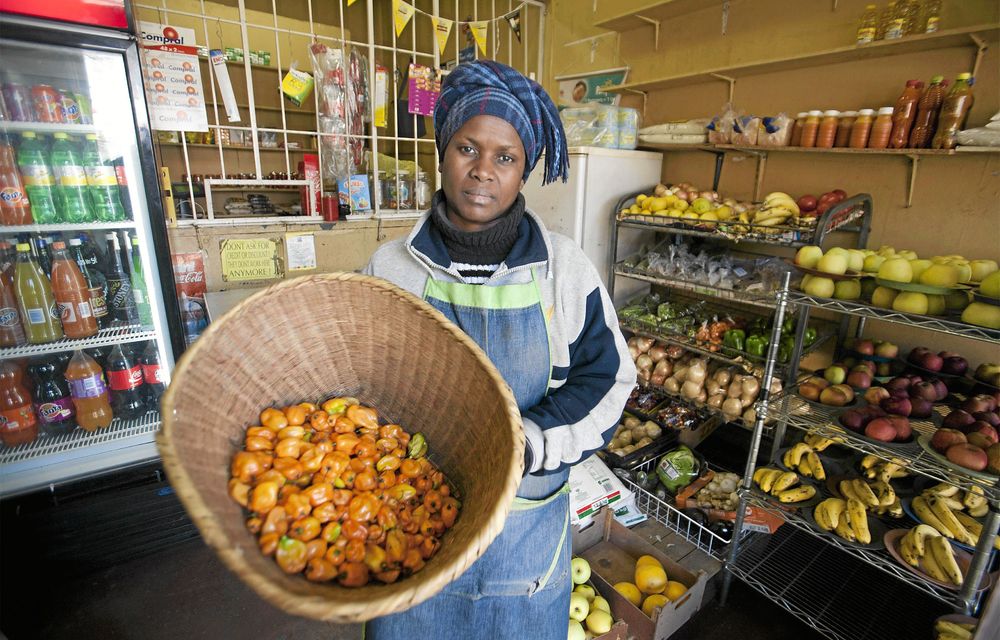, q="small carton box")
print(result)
[574,509,708,640]
[569,455,632,528]
[675,470,784,534]
[298,155,320,216]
